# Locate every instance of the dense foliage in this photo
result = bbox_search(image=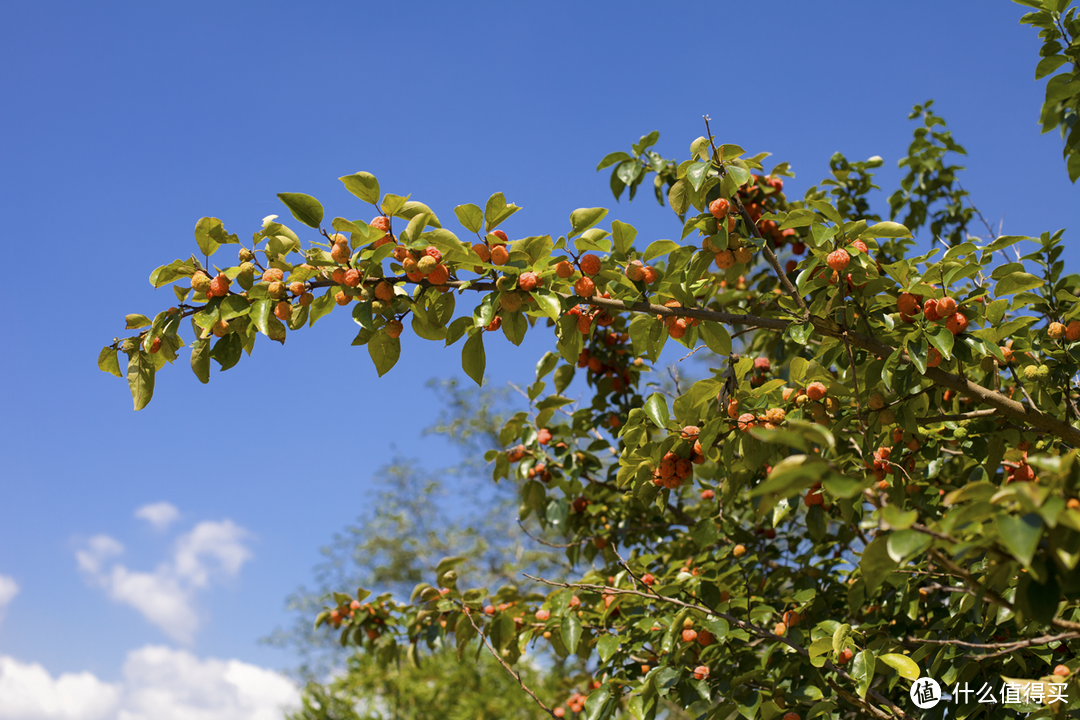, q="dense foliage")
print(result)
[102,3,1080,718]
